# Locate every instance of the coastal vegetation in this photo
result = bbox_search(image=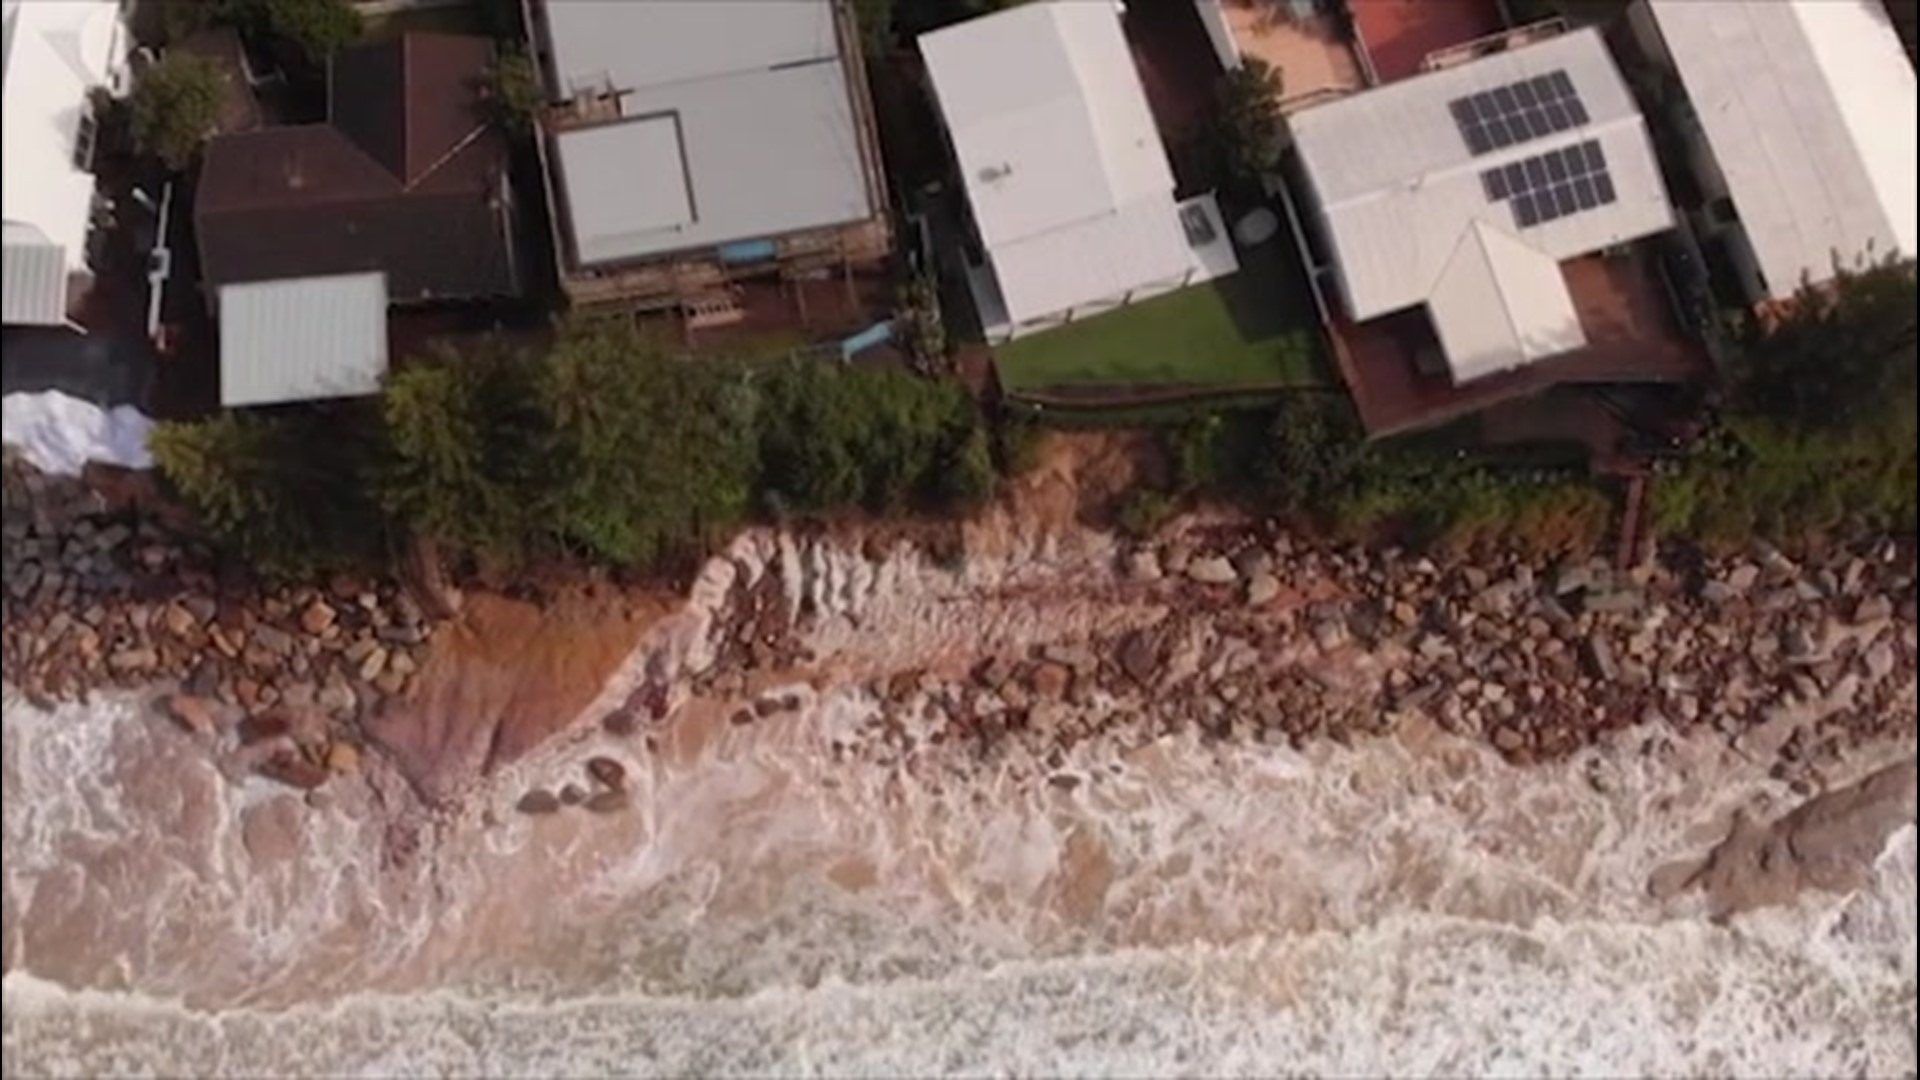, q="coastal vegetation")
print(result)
[1118,258,1916,556]
[150,320,994,582]
[127,52,228,171]
[1653,259,1918,547]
